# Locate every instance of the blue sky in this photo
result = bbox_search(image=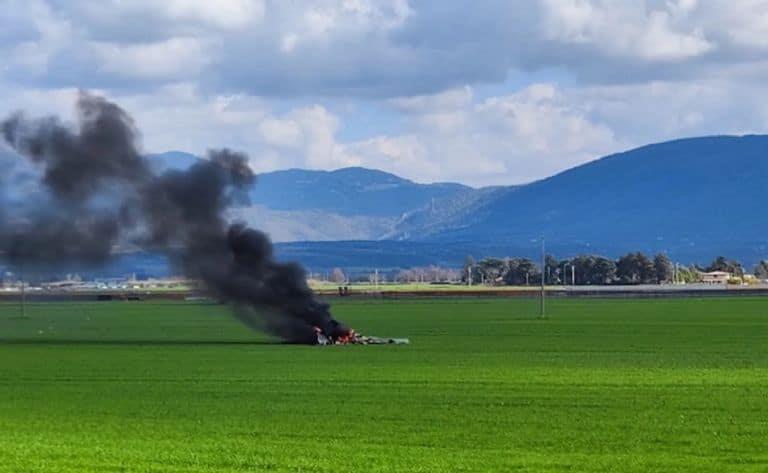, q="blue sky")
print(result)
[1,0,767,186]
